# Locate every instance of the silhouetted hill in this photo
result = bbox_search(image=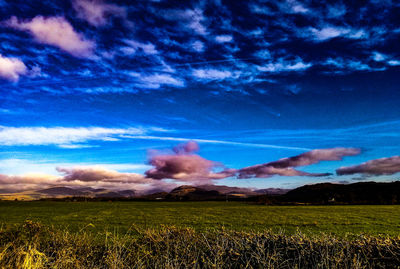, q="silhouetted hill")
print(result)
[257,181,400,205]
[38,187,84,196]
[167,185,222,200]
[254,188,289,196]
